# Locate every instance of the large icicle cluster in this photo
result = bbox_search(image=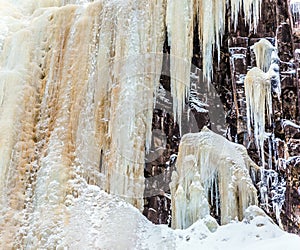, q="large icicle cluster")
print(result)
[166,0,262,130]
[170,127,258,229]
[166,0,194,132]
[245,38,284,225]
